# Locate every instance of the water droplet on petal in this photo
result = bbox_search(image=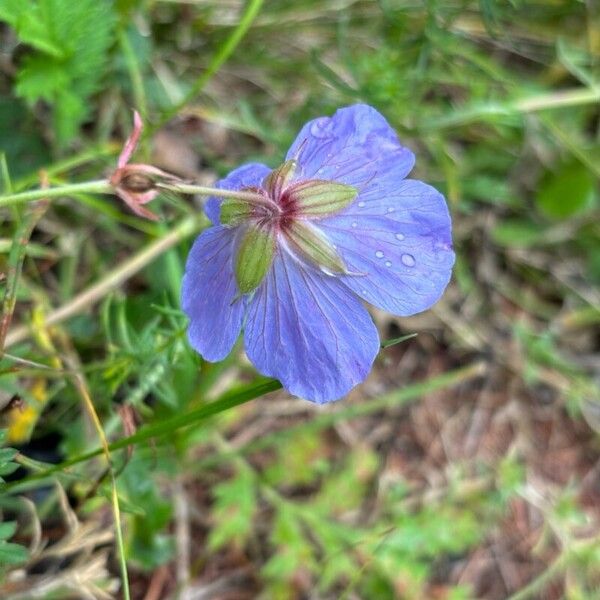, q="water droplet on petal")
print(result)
[310,117,330,138]
[387,207,394,213]
[351,221,358,228]
[395,233,405,241]
[358,201,365,208]
[385,260,392,267]
[375,251,384,259]
[401,254,416,267]
[361,289,367,295]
